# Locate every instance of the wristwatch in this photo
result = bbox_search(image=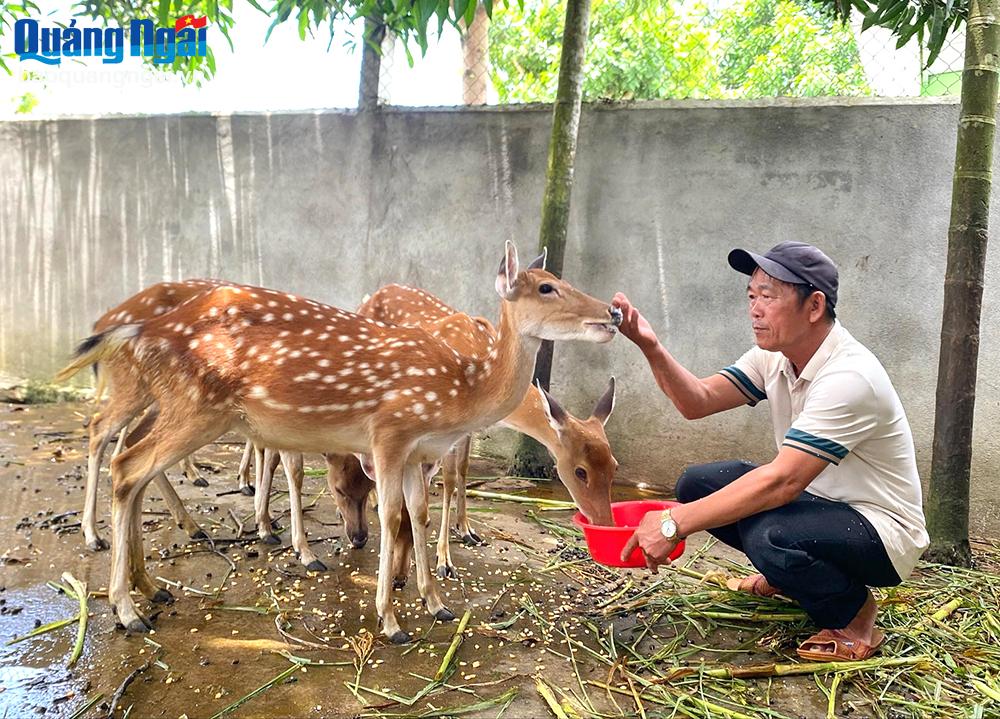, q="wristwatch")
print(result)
[659,509,679,540]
